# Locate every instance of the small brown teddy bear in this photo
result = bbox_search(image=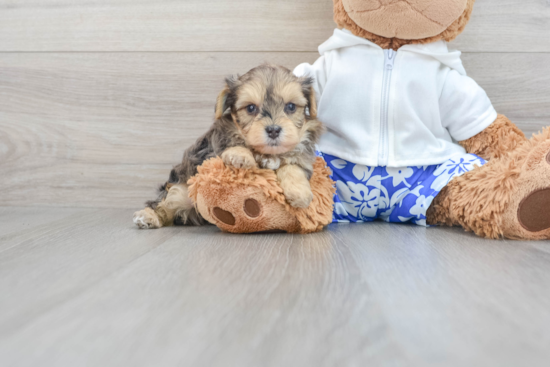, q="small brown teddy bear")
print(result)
[190,0,550,239]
